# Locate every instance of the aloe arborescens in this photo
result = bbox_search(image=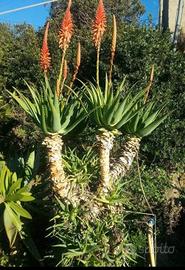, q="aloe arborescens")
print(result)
[96,129,115,193]
[40,23,67,195]
[111,100,168,181]
[84,77,144,194]
[110,136,141,180]
[9,1,86,199]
